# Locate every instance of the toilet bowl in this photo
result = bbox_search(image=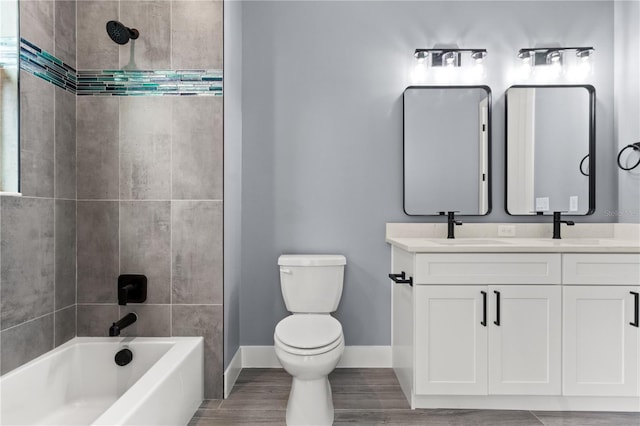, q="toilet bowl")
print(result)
[274,315,344,425]
[274,254,346,426]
